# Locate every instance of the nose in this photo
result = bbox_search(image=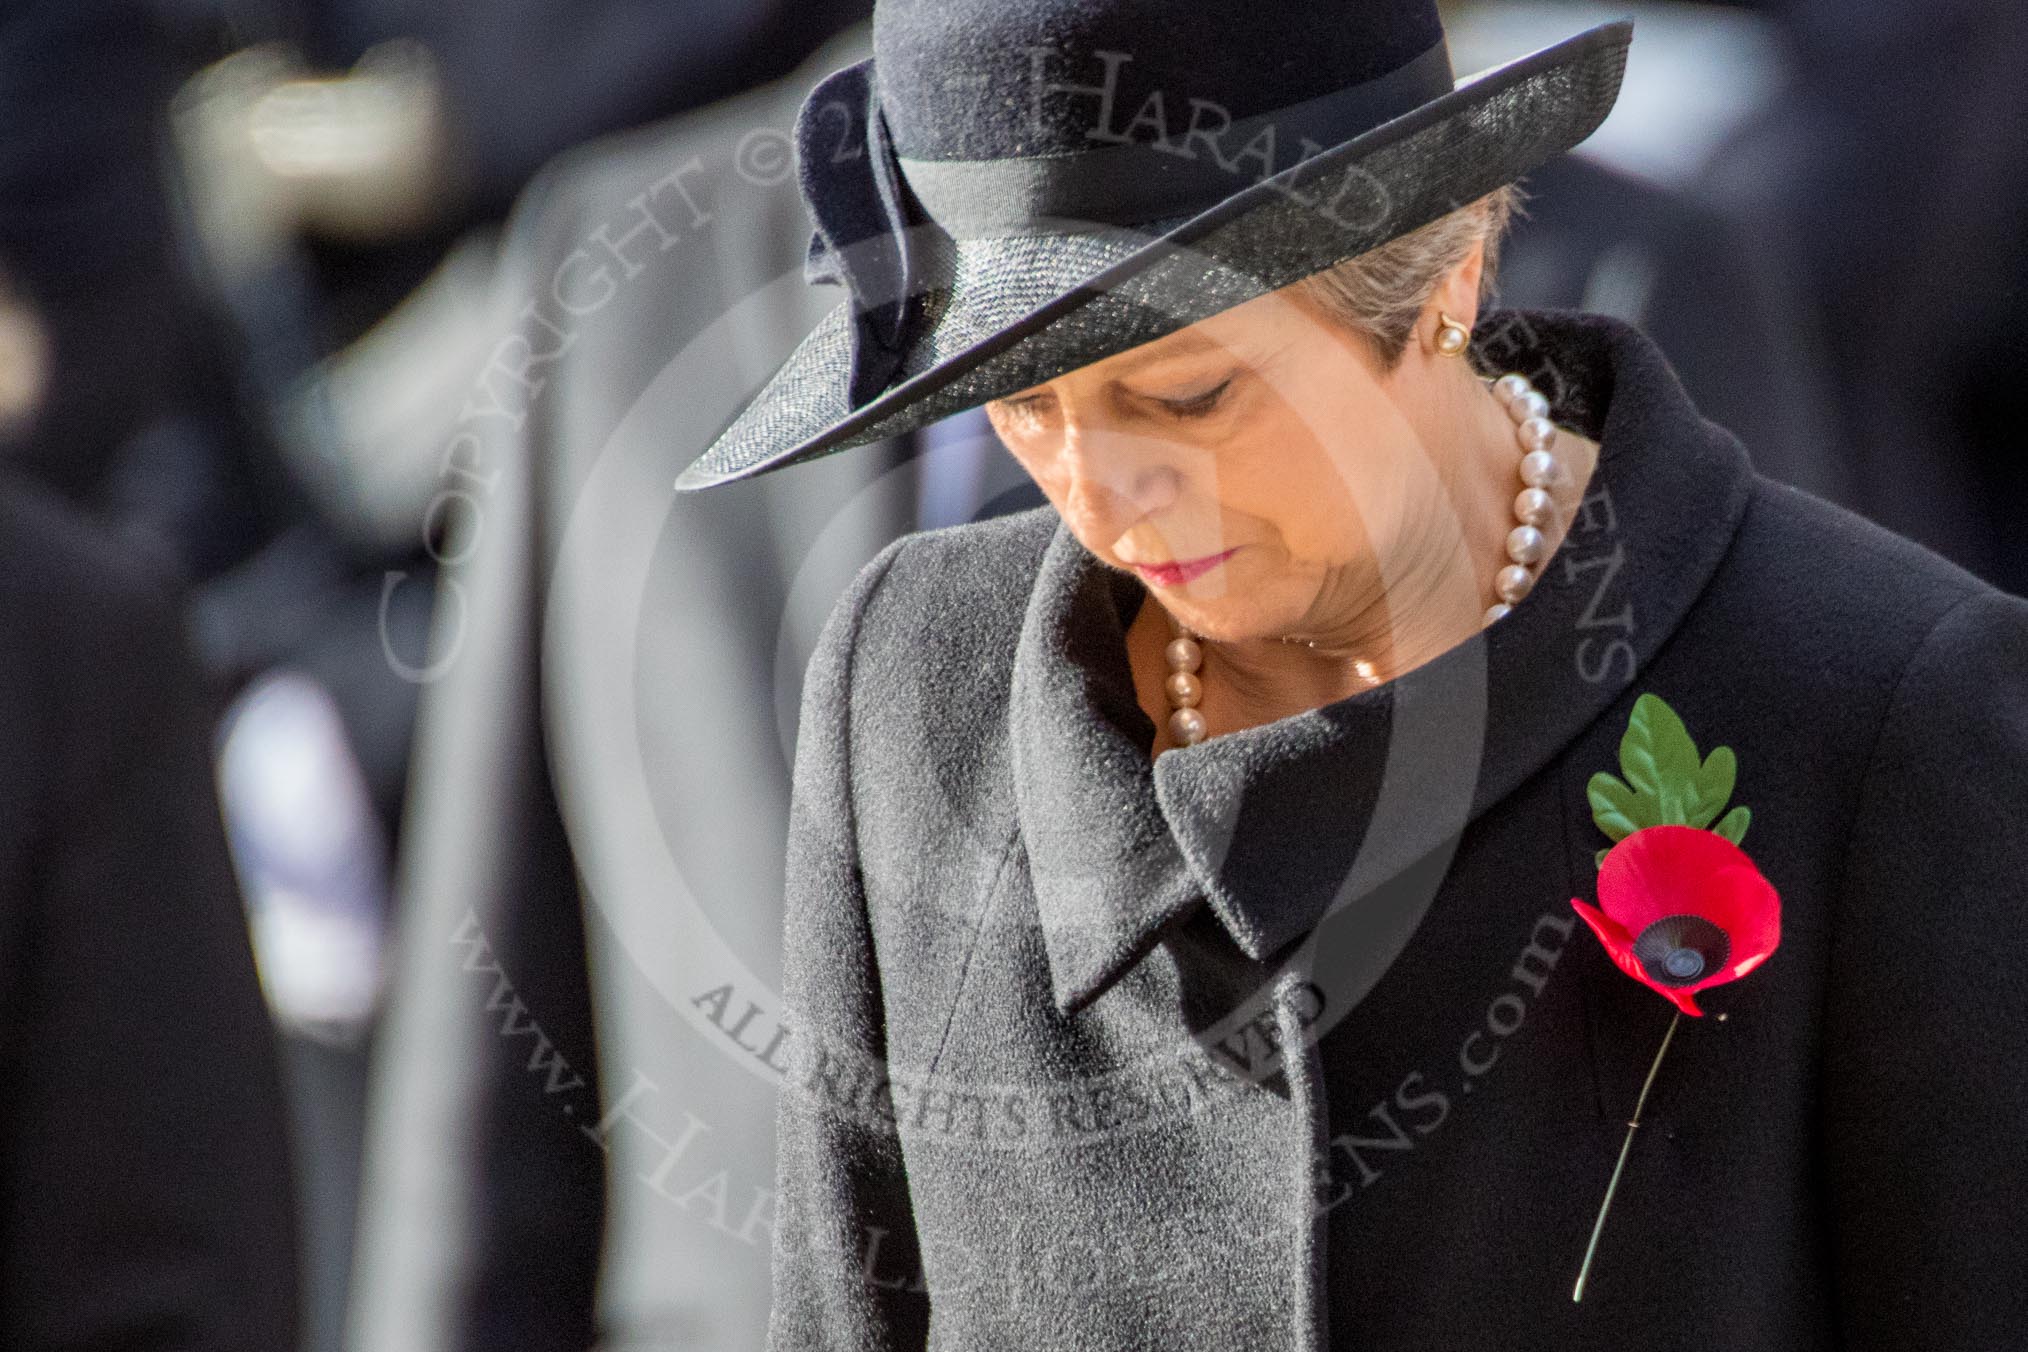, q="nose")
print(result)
[1055,417,1184,535]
